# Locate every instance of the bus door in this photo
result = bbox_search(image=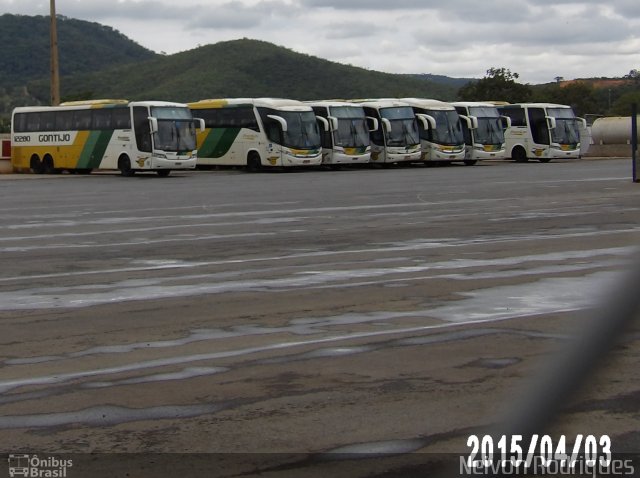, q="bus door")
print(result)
[363,108,386,162]
[528,107,550,147]
[262,115,285,166]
